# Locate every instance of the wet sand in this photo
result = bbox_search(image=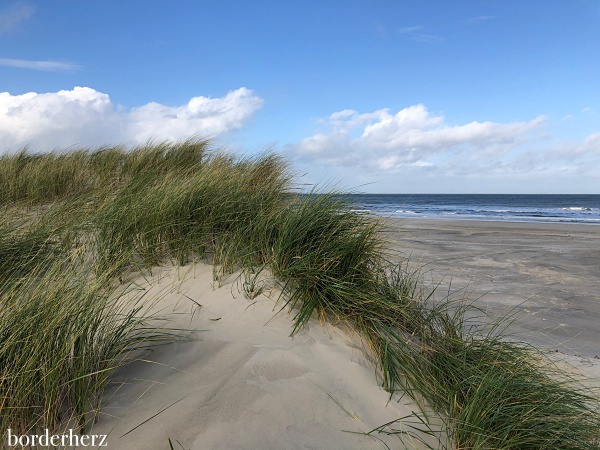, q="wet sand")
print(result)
[384,218,600,361]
